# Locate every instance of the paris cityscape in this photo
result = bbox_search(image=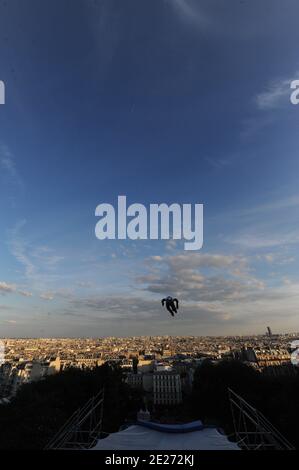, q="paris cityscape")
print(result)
[1,330,298,403]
